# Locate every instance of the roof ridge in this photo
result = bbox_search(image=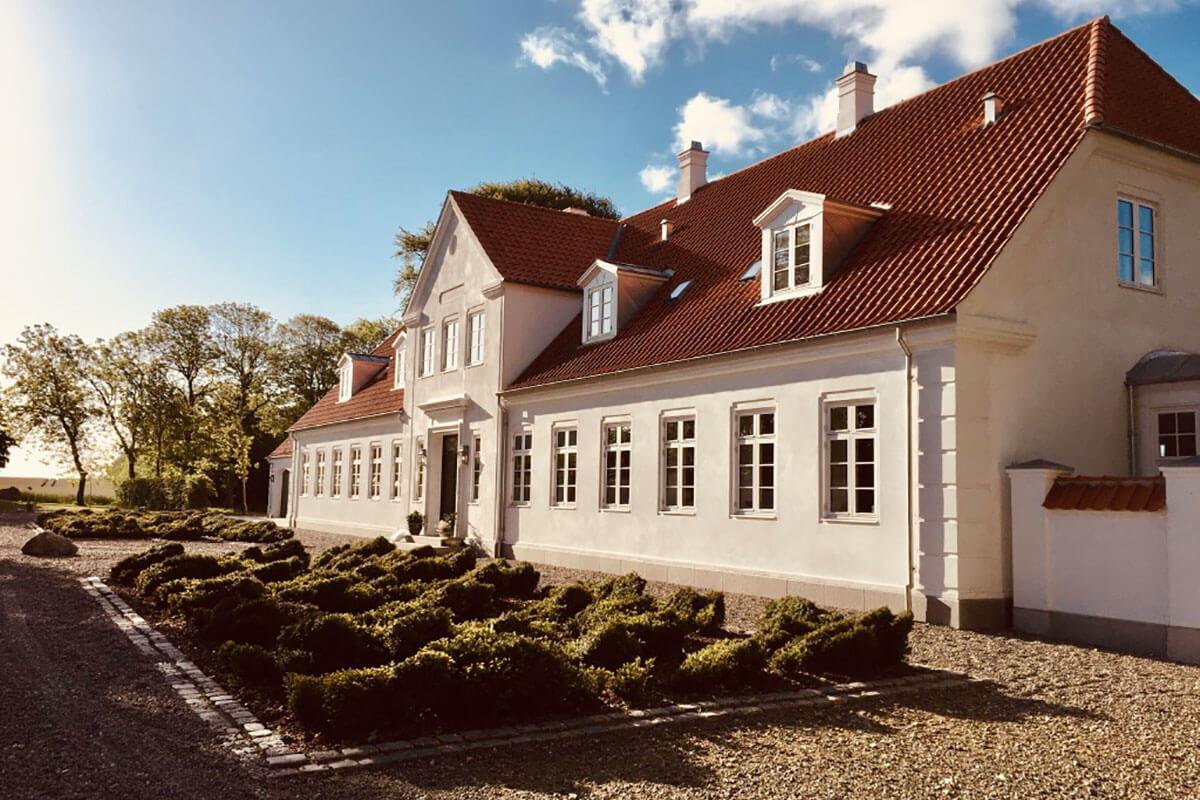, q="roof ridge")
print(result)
[1084,16,1109,125]
[450,190,622,227]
